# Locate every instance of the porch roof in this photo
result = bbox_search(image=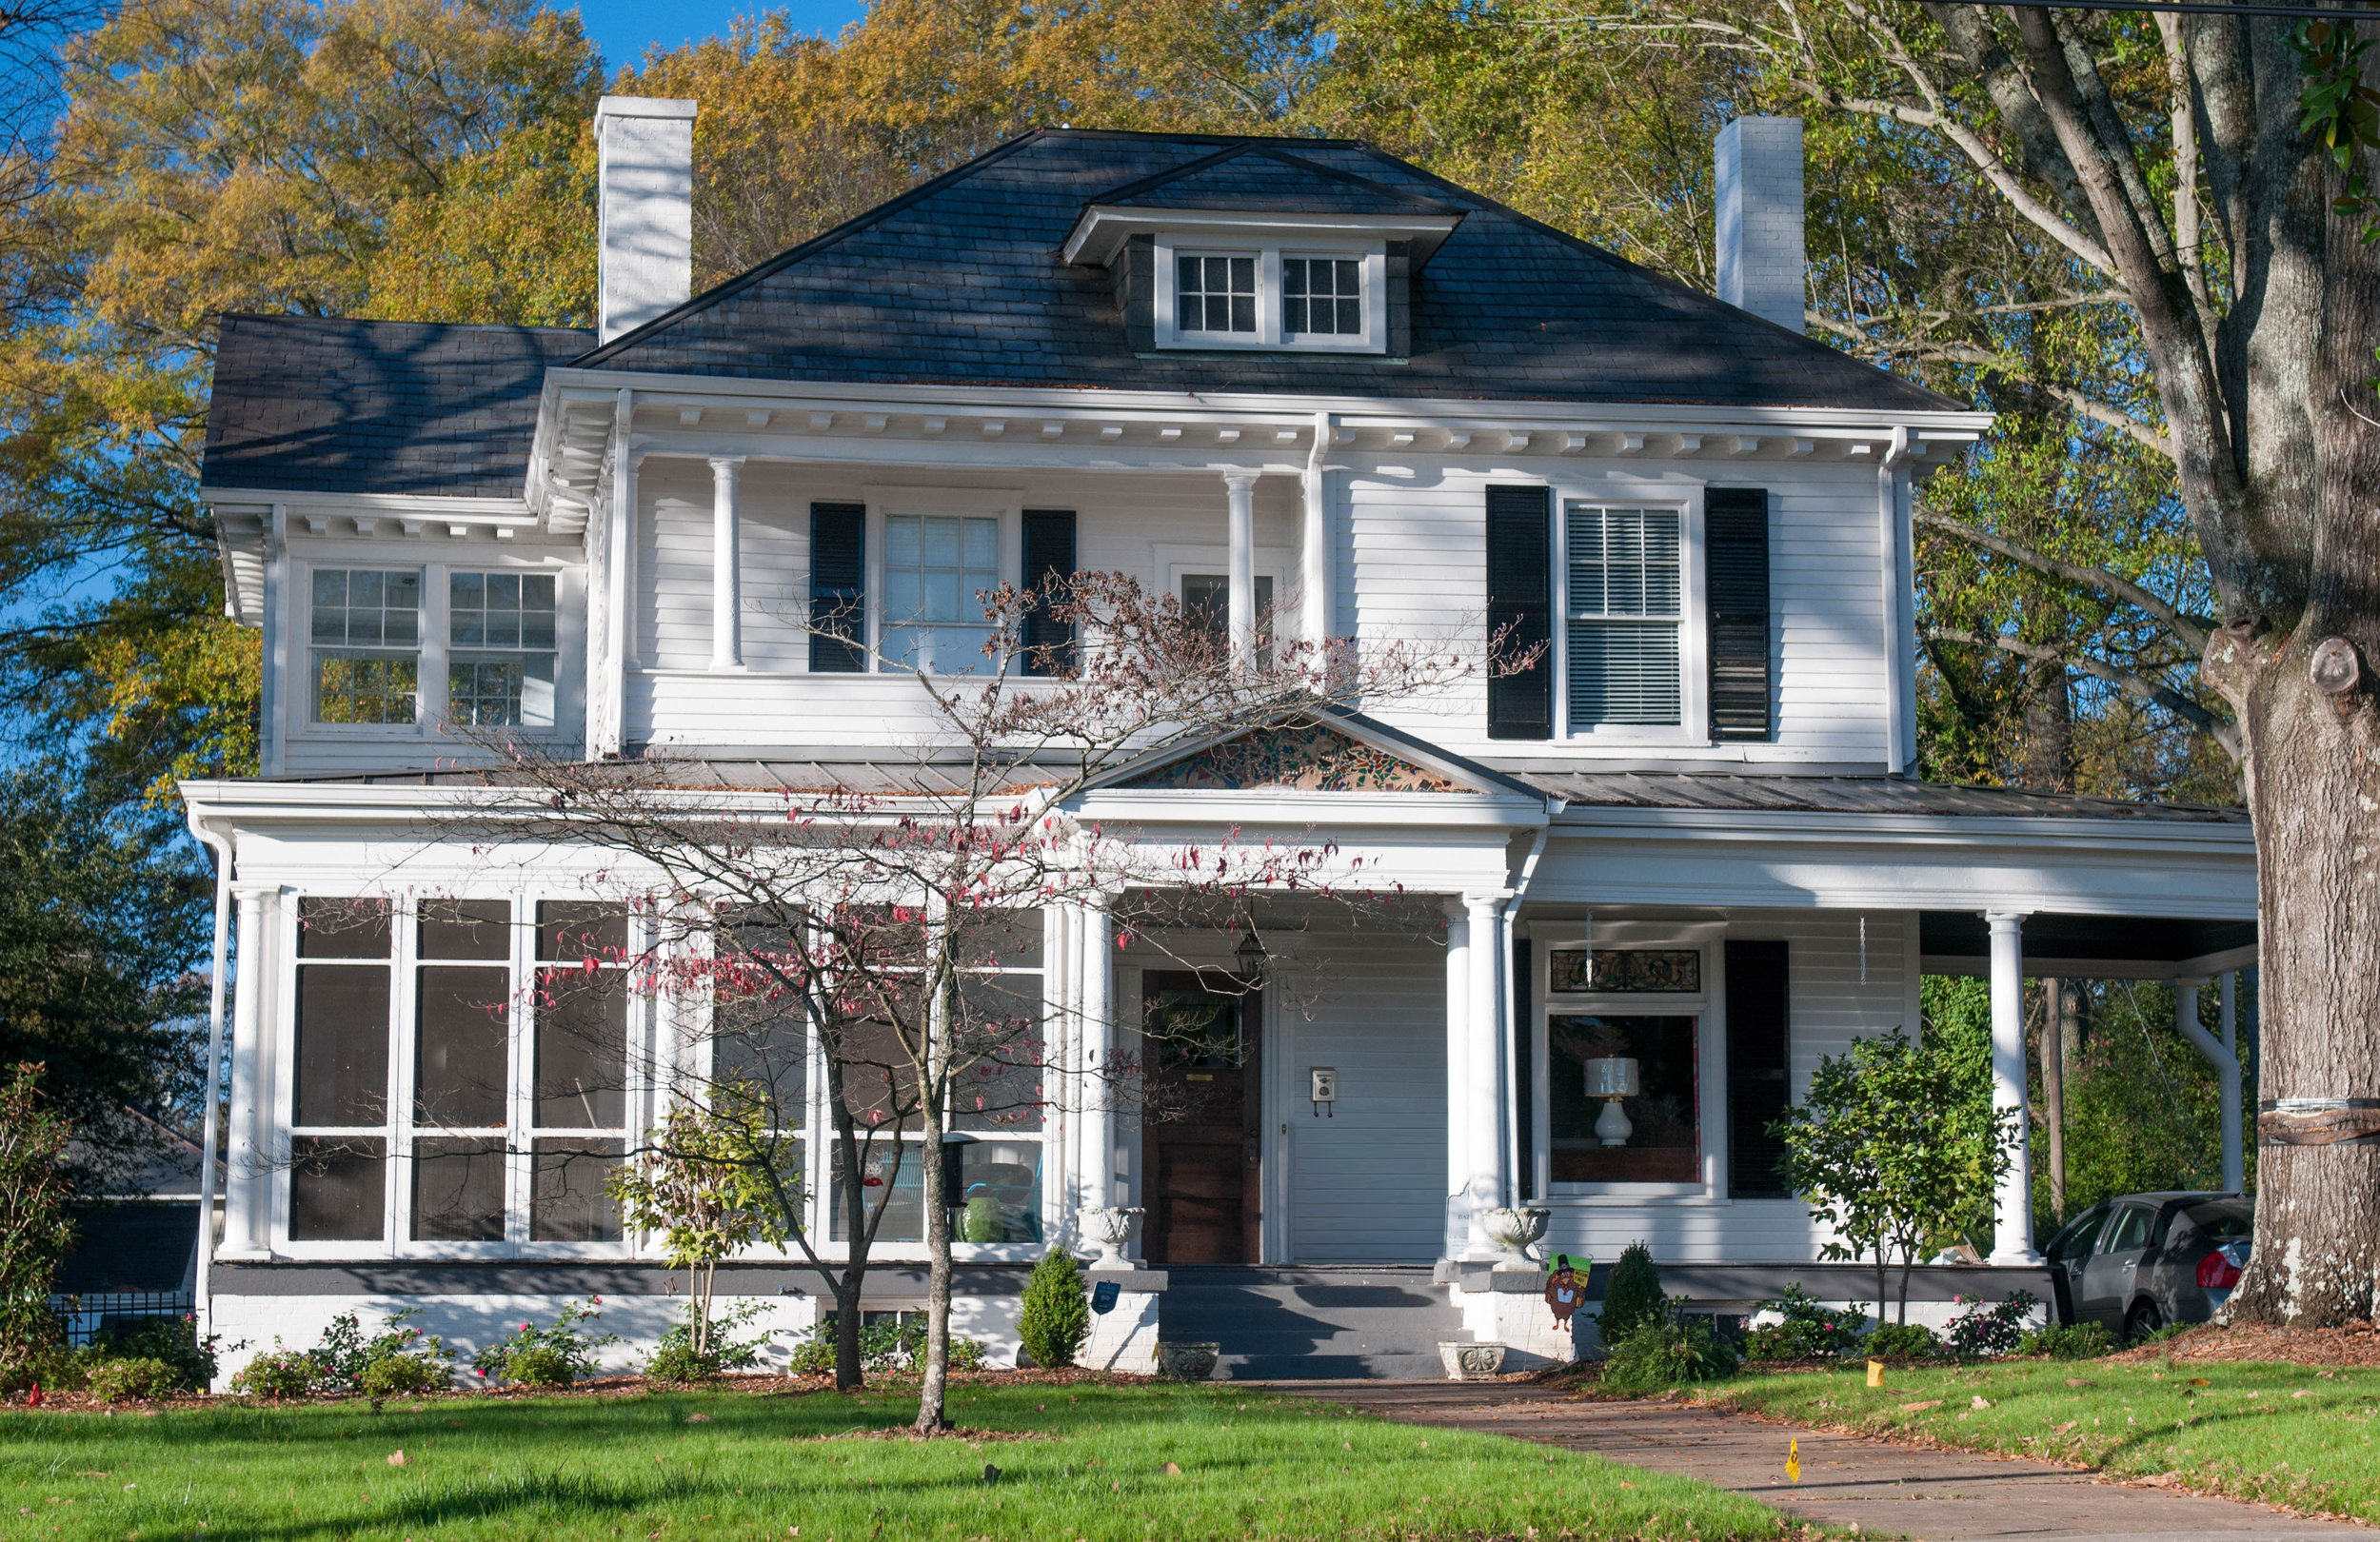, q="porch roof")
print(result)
[1516,770,2247,824]
[1918,910,2256,979]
